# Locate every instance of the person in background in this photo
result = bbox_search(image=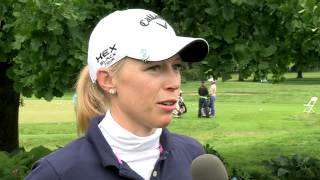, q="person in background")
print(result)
[72,93,78,112]
[173,90,187,118]
[72,93,77,106]
[208,78,216,117]
[26,8,209,180]
[198,81,209,118]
